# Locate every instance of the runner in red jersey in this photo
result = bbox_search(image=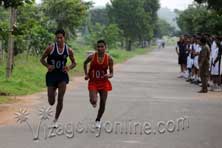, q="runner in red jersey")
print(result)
[84,40,114,128]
